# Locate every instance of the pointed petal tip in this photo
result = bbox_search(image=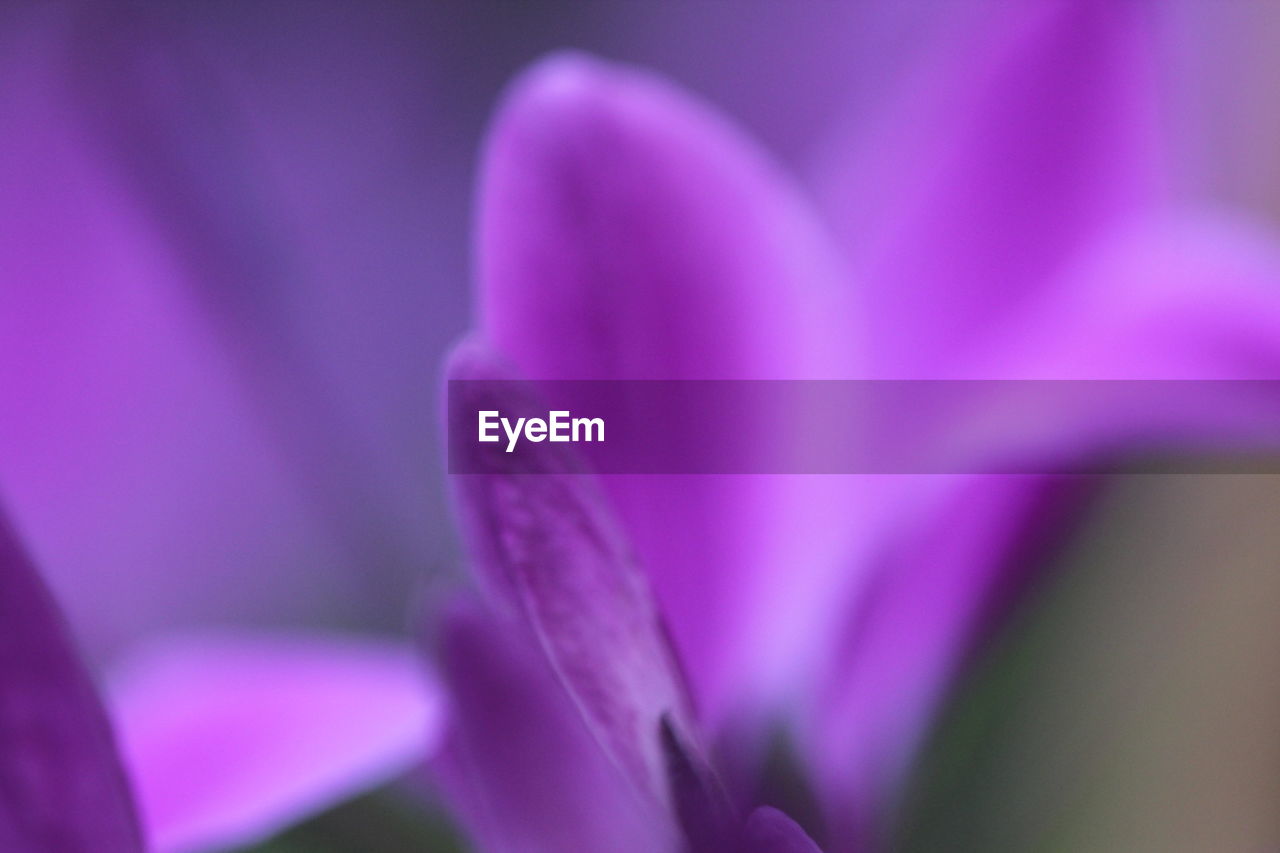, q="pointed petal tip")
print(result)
[487,50,793,207]
[506,50,617,105]
[485,51,625,168]
[494,49,653,129]
[479,48,848,381]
